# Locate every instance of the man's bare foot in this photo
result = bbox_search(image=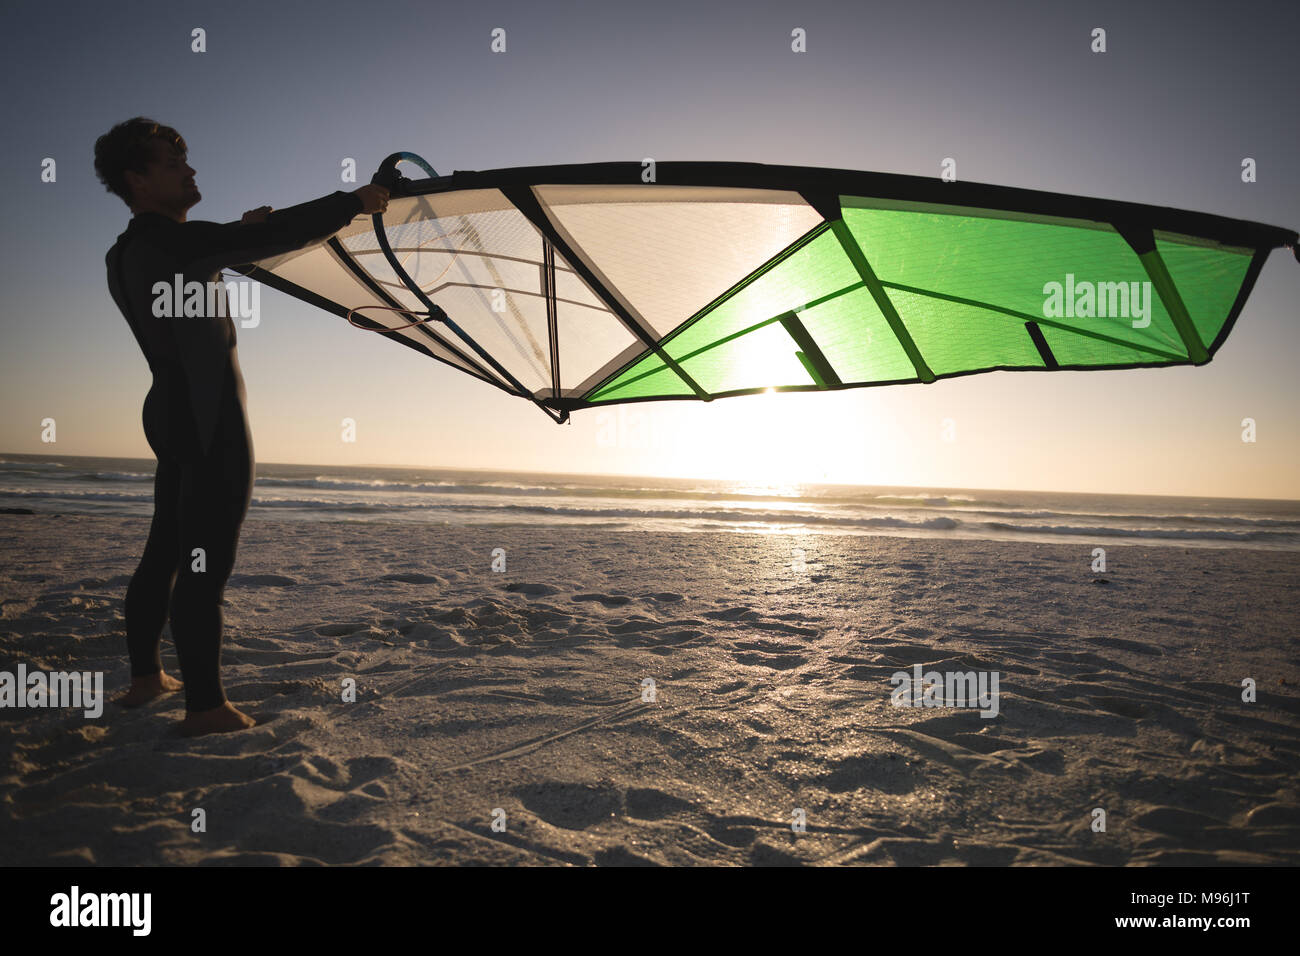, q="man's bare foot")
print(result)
[177,702,256,737]
[115,670,183,707]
